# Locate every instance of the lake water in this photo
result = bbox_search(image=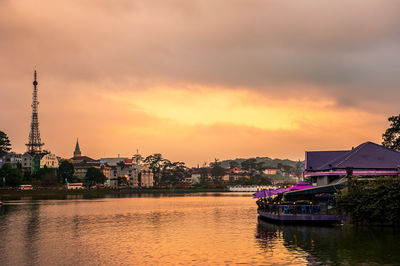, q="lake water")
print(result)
[0,193,399,265]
